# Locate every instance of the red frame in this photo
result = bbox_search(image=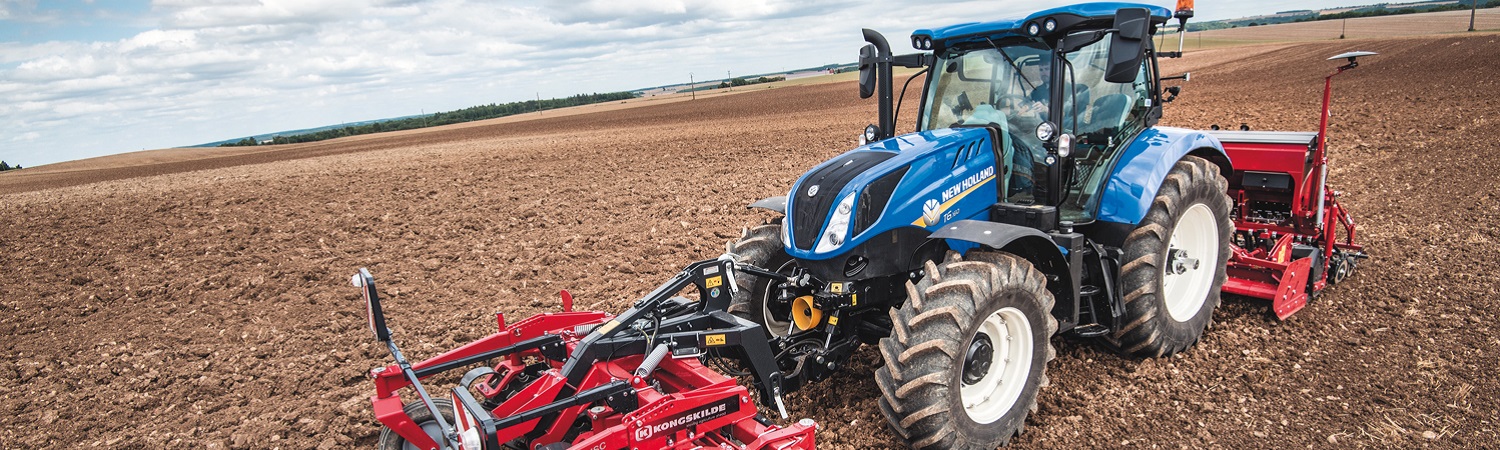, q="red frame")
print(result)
[368,308,815,449]
[1221,64,1364,319]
